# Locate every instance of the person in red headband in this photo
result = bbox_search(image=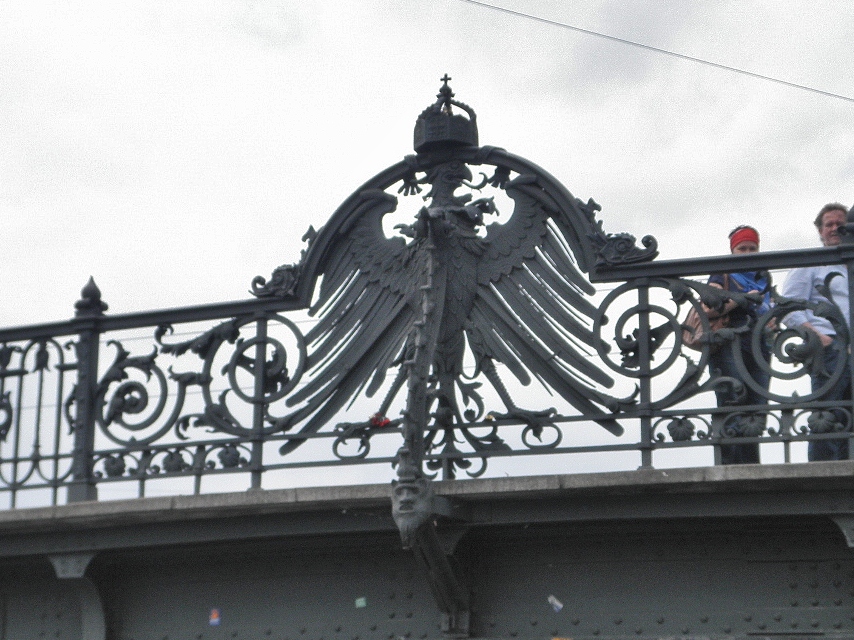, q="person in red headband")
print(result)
[705,225,772,465]
[728,225,759,253]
